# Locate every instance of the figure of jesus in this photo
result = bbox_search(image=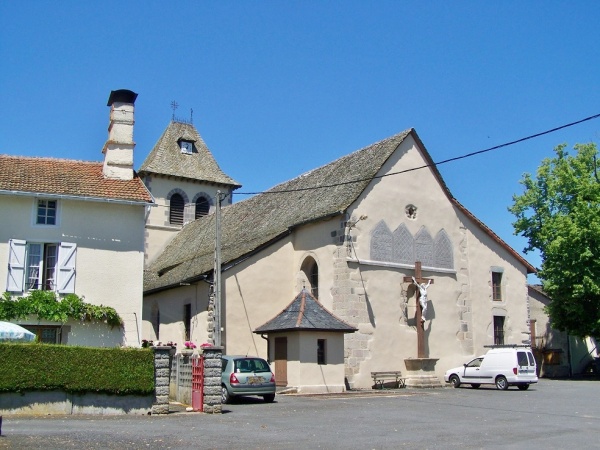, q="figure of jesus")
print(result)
[412,277,432,321]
